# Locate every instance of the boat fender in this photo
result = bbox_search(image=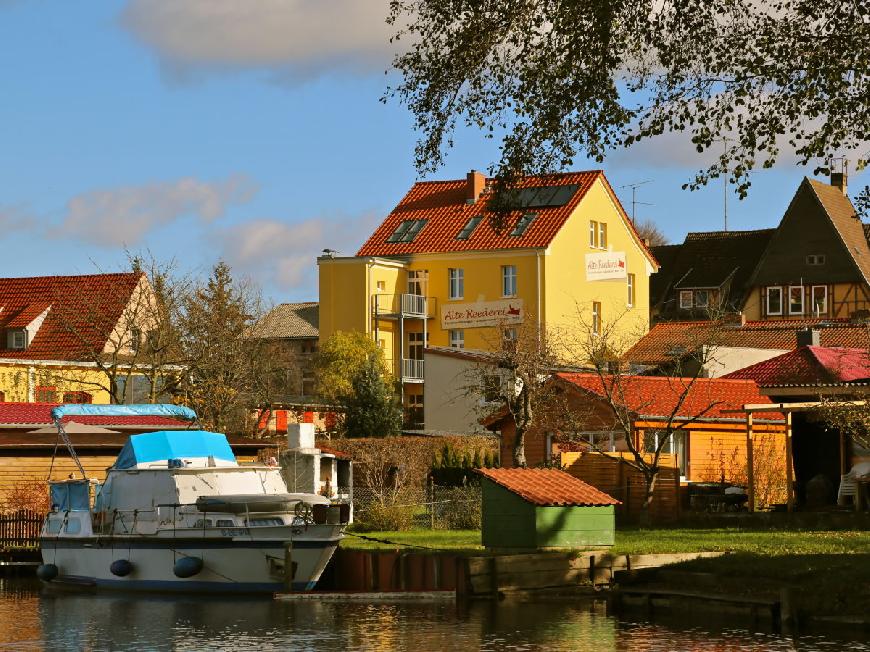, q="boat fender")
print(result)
[110,559,134,577]
[36,563,59,582]
[173,556,203,578]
